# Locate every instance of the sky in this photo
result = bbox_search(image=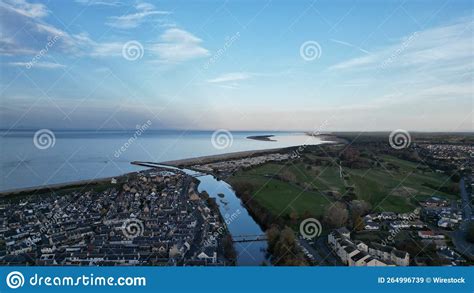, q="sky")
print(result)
[0,0,473,132]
